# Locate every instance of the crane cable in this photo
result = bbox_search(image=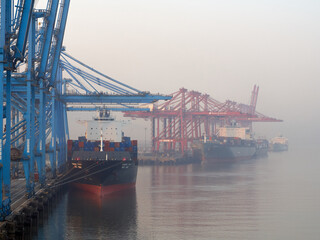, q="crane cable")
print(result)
[57,160,107,184]
[49,161,123,189]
